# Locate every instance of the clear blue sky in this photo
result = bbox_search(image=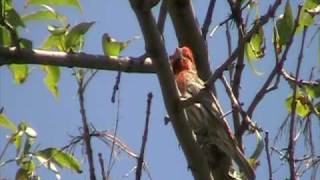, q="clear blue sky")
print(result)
[1,0,319,179]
